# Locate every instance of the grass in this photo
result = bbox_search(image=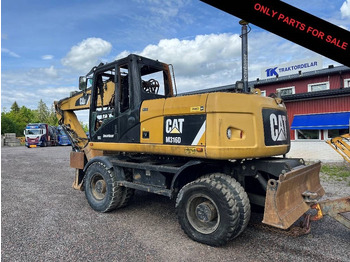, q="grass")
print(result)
[321,163,350,186]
